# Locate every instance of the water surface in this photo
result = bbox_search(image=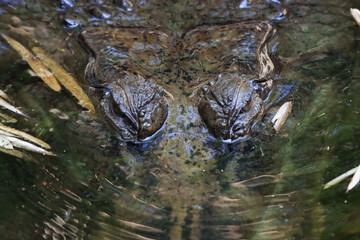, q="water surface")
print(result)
[0,0,360,239]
